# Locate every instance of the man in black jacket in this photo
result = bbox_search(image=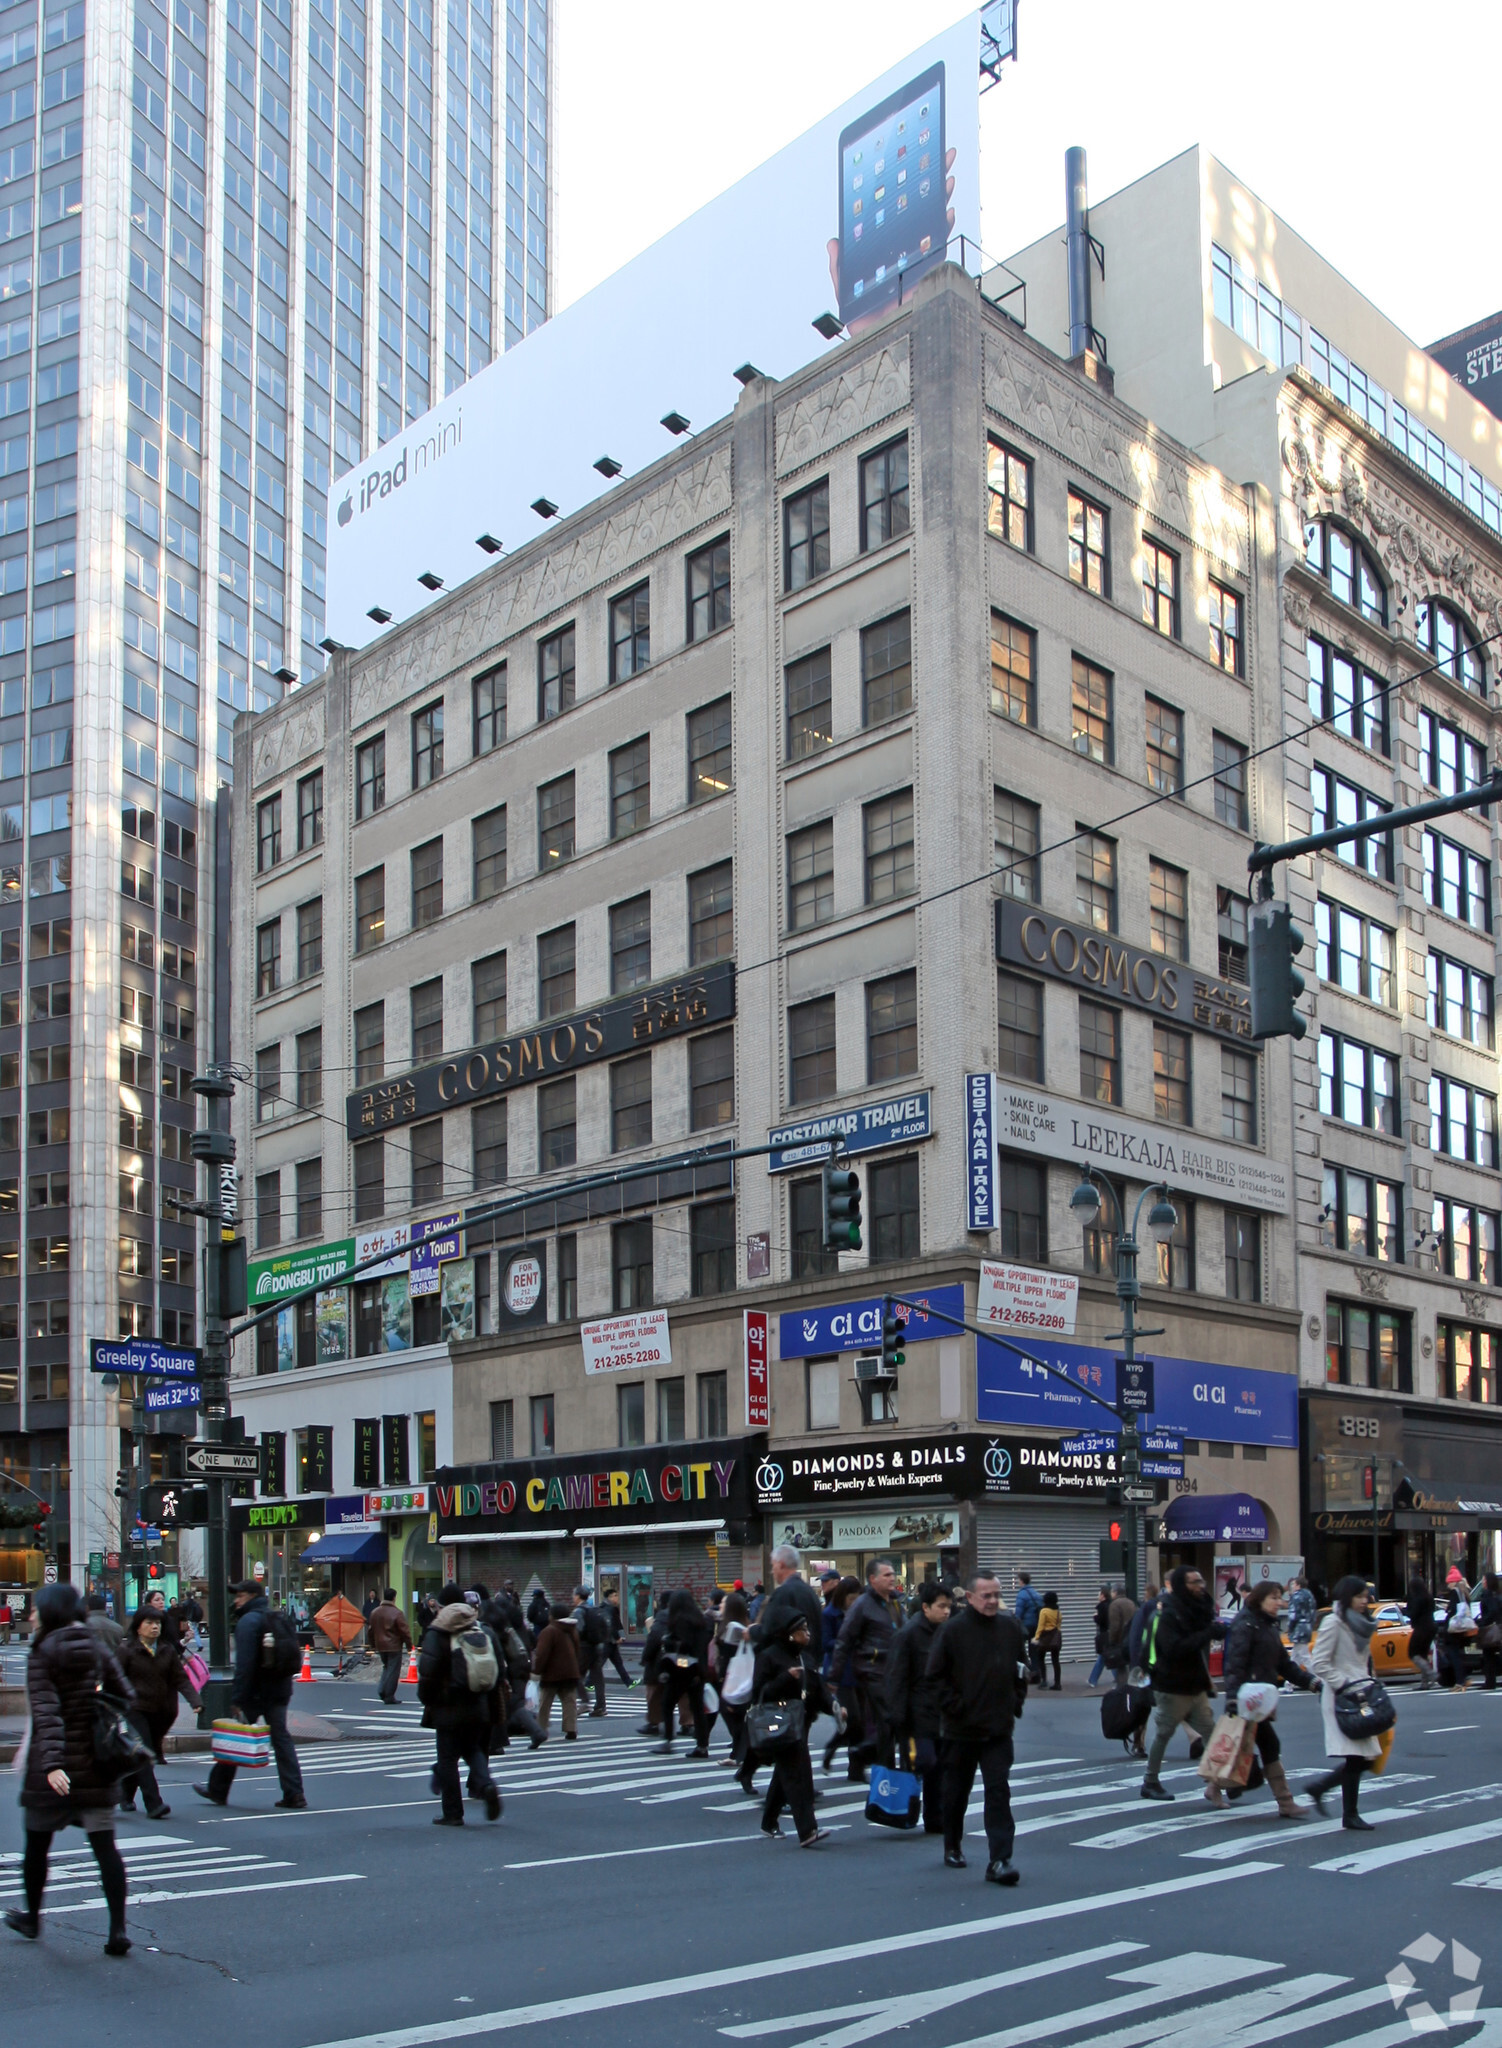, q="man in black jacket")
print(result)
[885,1580,952,1832]
[194,1582,307,1811]
[829,1558,902,1779]
[927,1572,1025,1884]
[418,1583,505,1825]
[1141,1565,1219,1800]
[572,1587,609,1717]
[751,1544,824,1647]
